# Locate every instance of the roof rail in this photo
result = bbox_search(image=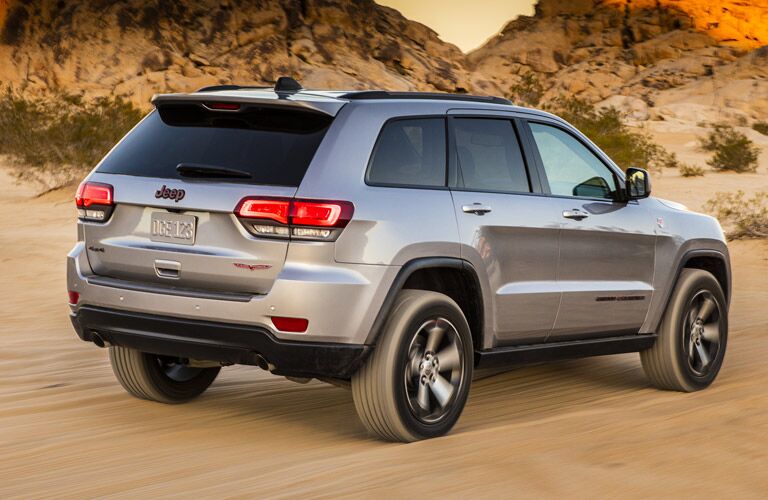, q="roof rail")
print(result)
[341,91,512,105]
[196,84,271,93]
